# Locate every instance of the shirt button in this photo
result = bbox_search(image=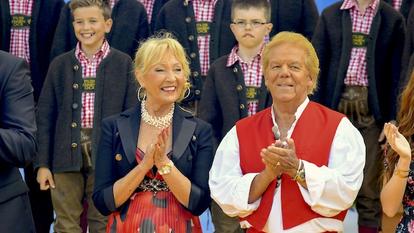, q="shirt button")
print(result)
[71,143,78,148]
[72,103,79,109]
[72,83,79,89]
[236,85,243,91]
[71,122,78,128]
[185,17,192,23]
[240,104,245,109]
